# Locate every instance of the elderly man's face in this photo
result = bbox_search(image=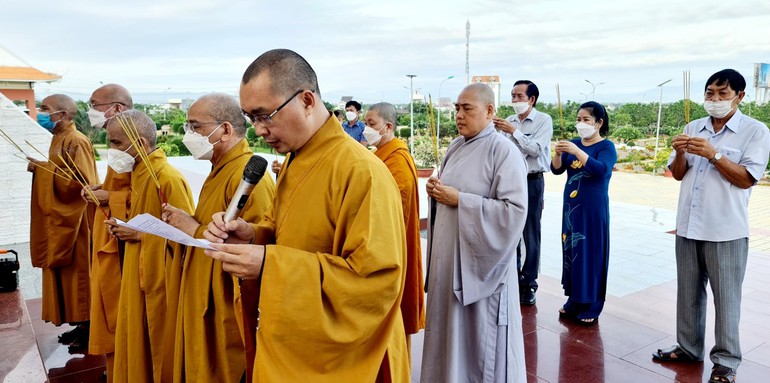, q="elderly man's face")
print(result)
[239,72,312,154]
[89,90,122,119]
[106,121,136,154]
[454,89,493,138]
